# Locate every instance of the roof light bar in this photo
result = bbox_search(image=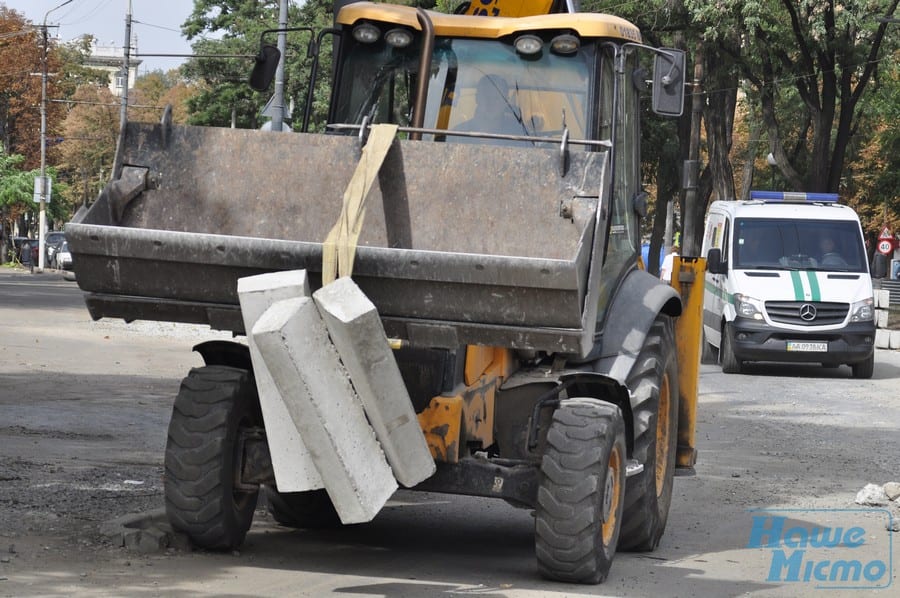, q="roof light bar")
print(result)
[749,191,839,203]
